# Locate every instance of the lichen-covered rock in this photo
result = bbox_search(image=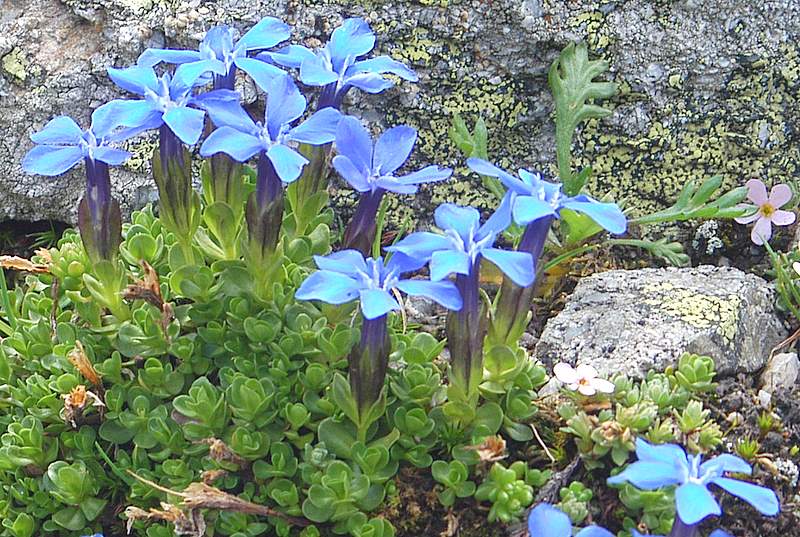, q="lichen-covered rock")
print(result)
[534,266,787,378]
[1,0,799,223]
